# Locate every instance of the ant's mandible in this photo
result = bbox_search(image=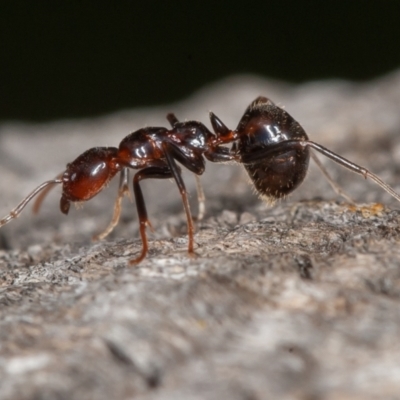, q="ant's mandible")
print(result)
[1,96,400,264]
